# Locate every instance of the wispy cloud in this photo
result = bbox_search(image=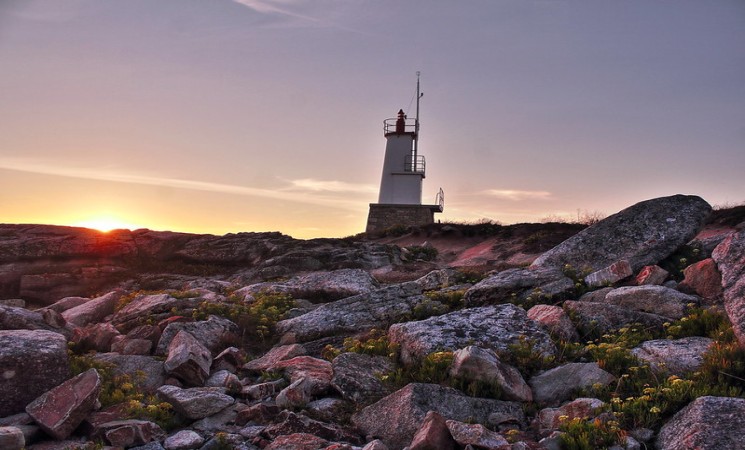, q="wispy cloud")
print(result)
[283,178,377,194]
[231,0,322,24]
[480,189,553,201]
[0,157,371,211]
[230,0,367,34]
